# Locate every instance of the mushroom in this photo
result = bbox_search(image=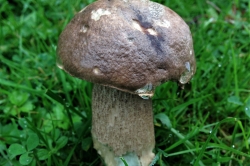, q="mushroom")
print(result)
[57,0,196,165]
